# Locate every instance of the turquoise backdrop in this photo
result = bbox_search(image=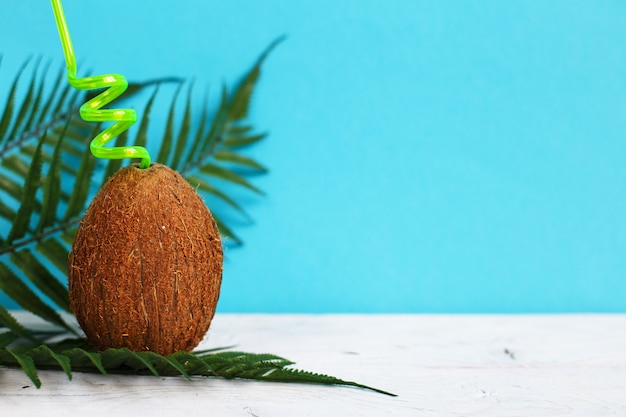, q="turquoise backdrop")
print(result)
[1,1,626,312]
